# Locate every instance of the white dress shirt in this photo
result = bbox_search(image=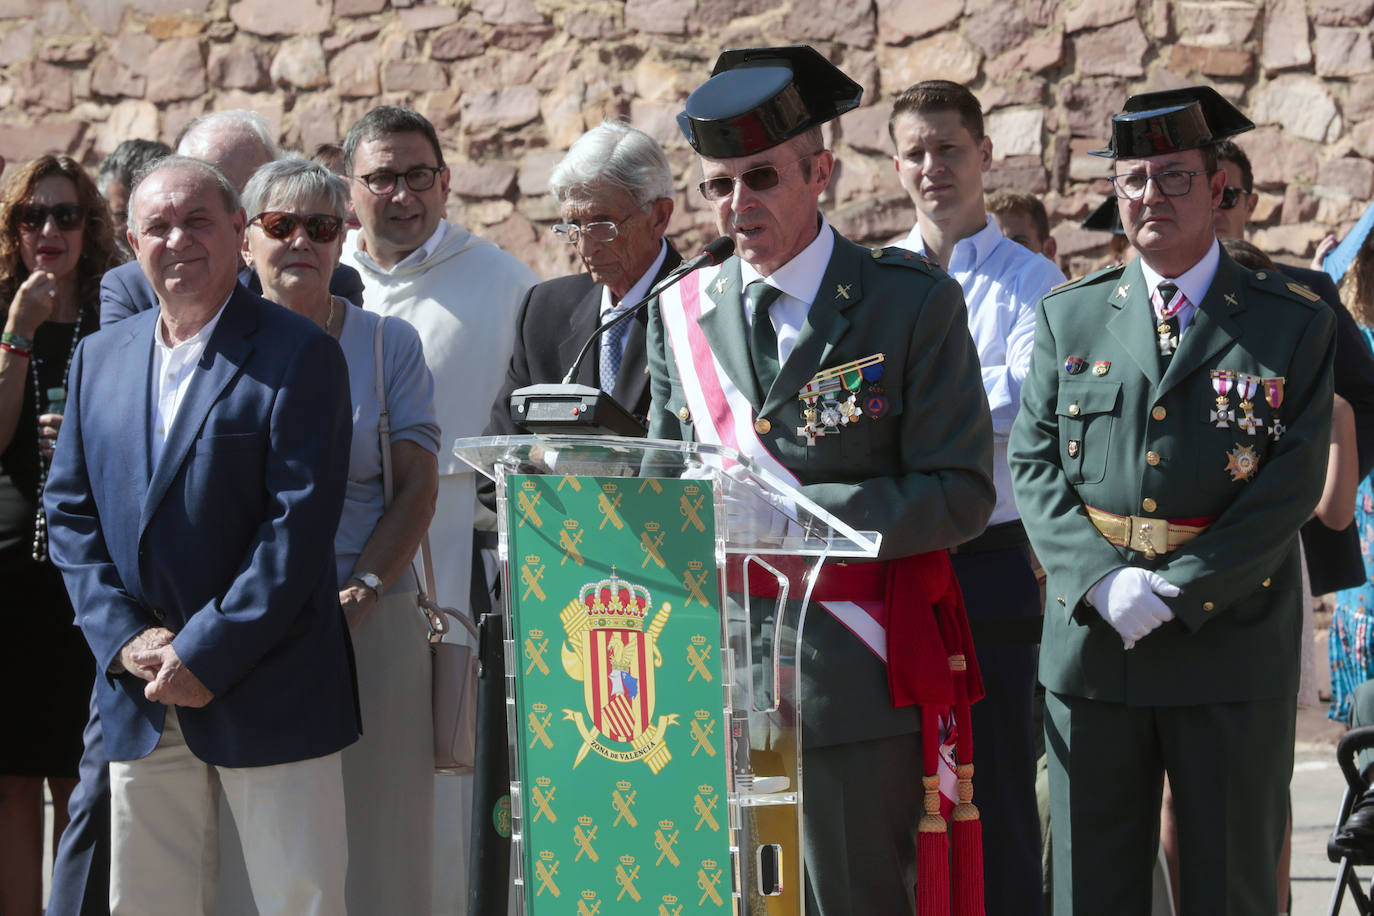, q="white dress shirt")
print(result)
[741,215,836,365]
[899,215,1065,525]
[151,300,227,466]
[1137,237,1221,334]
[599,239,669,352]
